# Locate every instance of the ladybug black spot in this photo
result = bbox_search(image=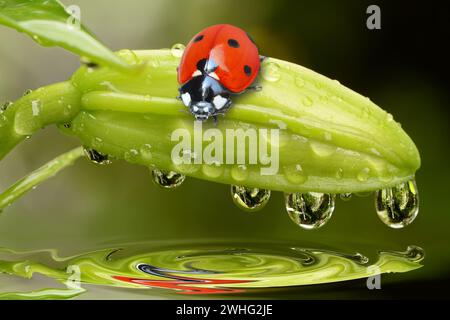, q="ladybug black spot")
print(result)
[193,34,204,42]
[244,65,252,76]
[228,39,240,48]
